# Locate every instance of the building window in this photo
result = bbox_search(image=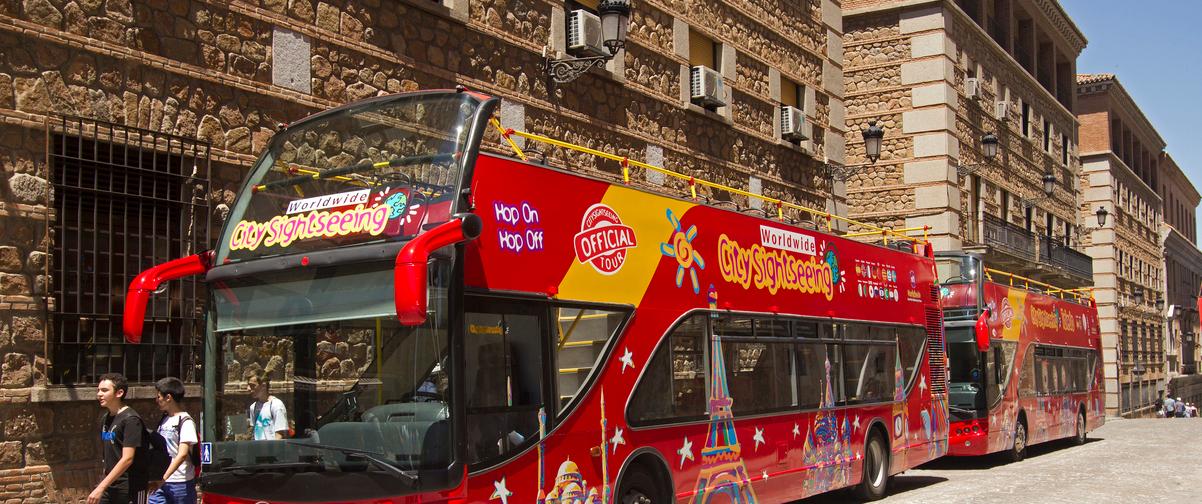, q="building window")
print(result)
[51,117,211,385]
[1042,119,1051,152]
[780,76,803,110]
[1022,102,1031,137]
[1061,133,1069,165]
[689,28,719,69]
